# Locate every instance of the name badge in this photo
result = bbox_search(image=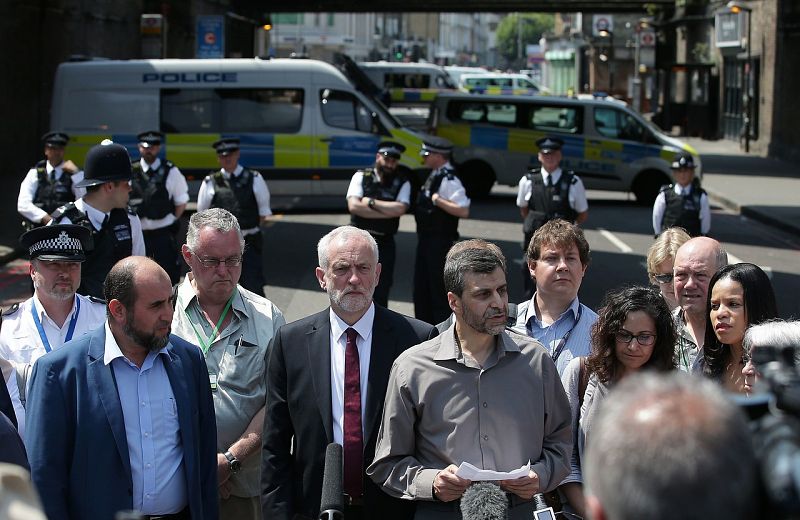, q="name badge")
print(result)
[209,372,218,391]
